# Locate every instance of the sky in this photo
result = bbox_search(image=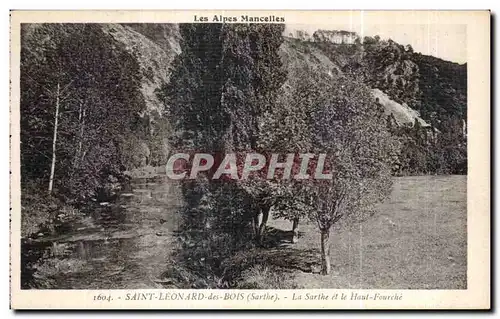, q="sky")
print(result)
[284,24,467,64]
